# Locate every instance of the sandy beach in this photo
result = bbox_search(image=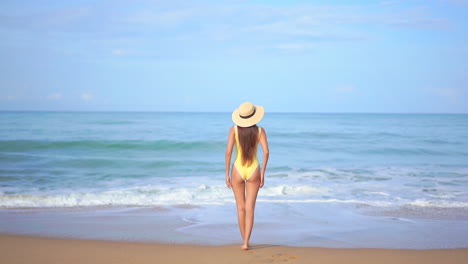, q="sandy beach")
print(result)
[1,234,467,264]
